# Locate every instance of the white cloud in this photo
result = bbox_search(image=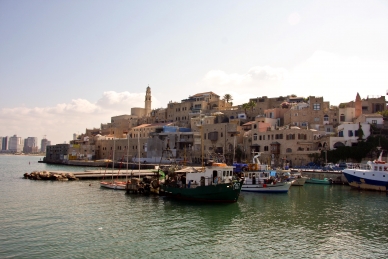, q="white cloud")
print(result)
[288,12,301,25]
[285,50,388,105]
[0,91,159,145]
[202,66,289,105]
[201,51,388,106]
